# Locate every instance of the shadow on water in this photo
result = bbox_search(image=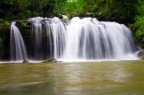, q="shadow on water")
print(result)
[0,60,144,95]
